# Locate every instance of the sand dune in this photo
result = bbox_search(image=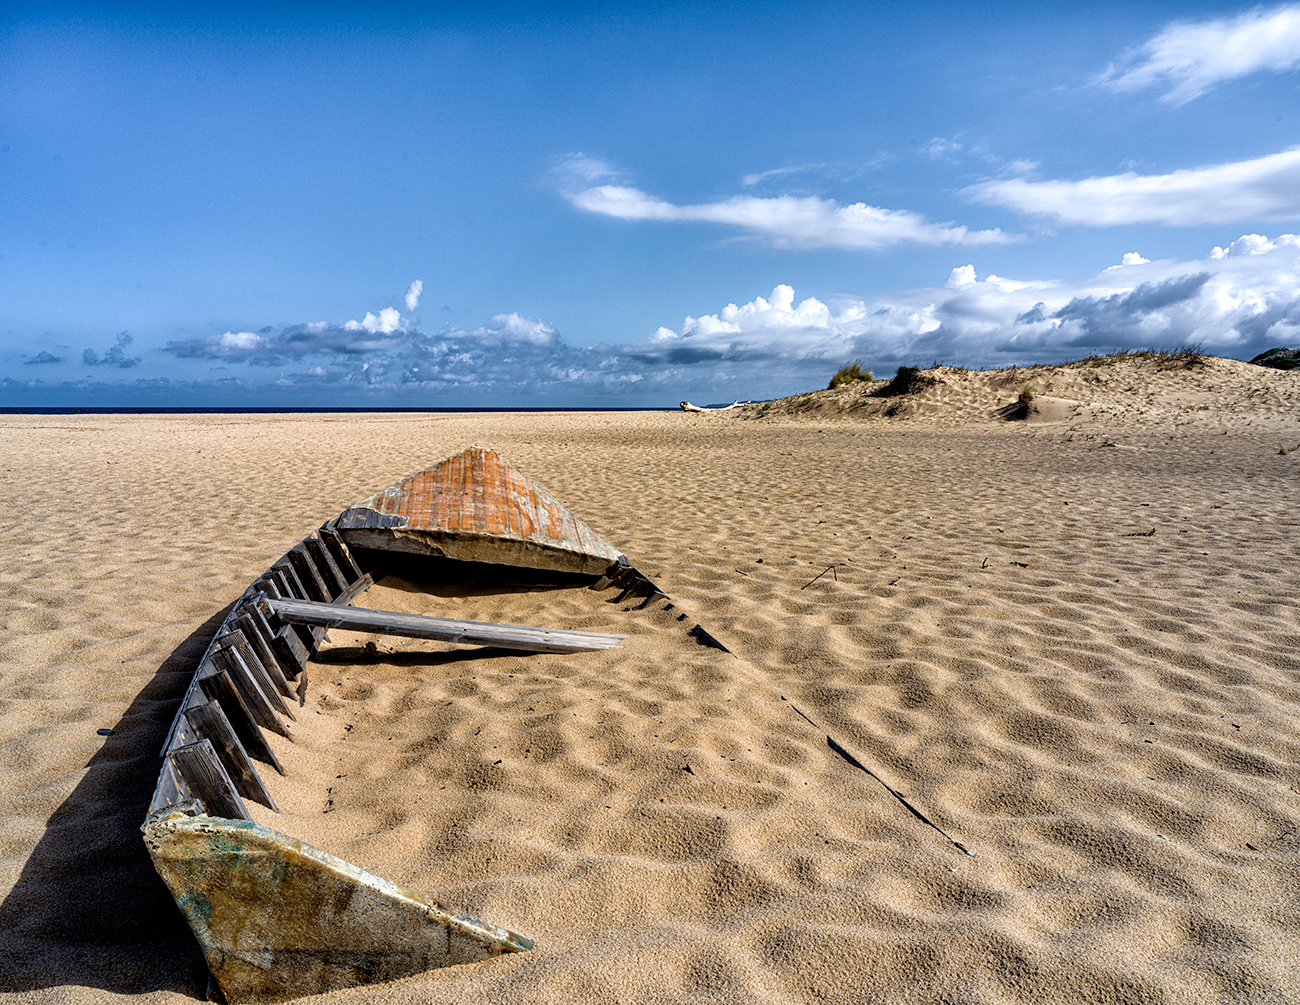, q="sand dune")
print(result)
[1,356,1298,1003]
[752,353,1300,437]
